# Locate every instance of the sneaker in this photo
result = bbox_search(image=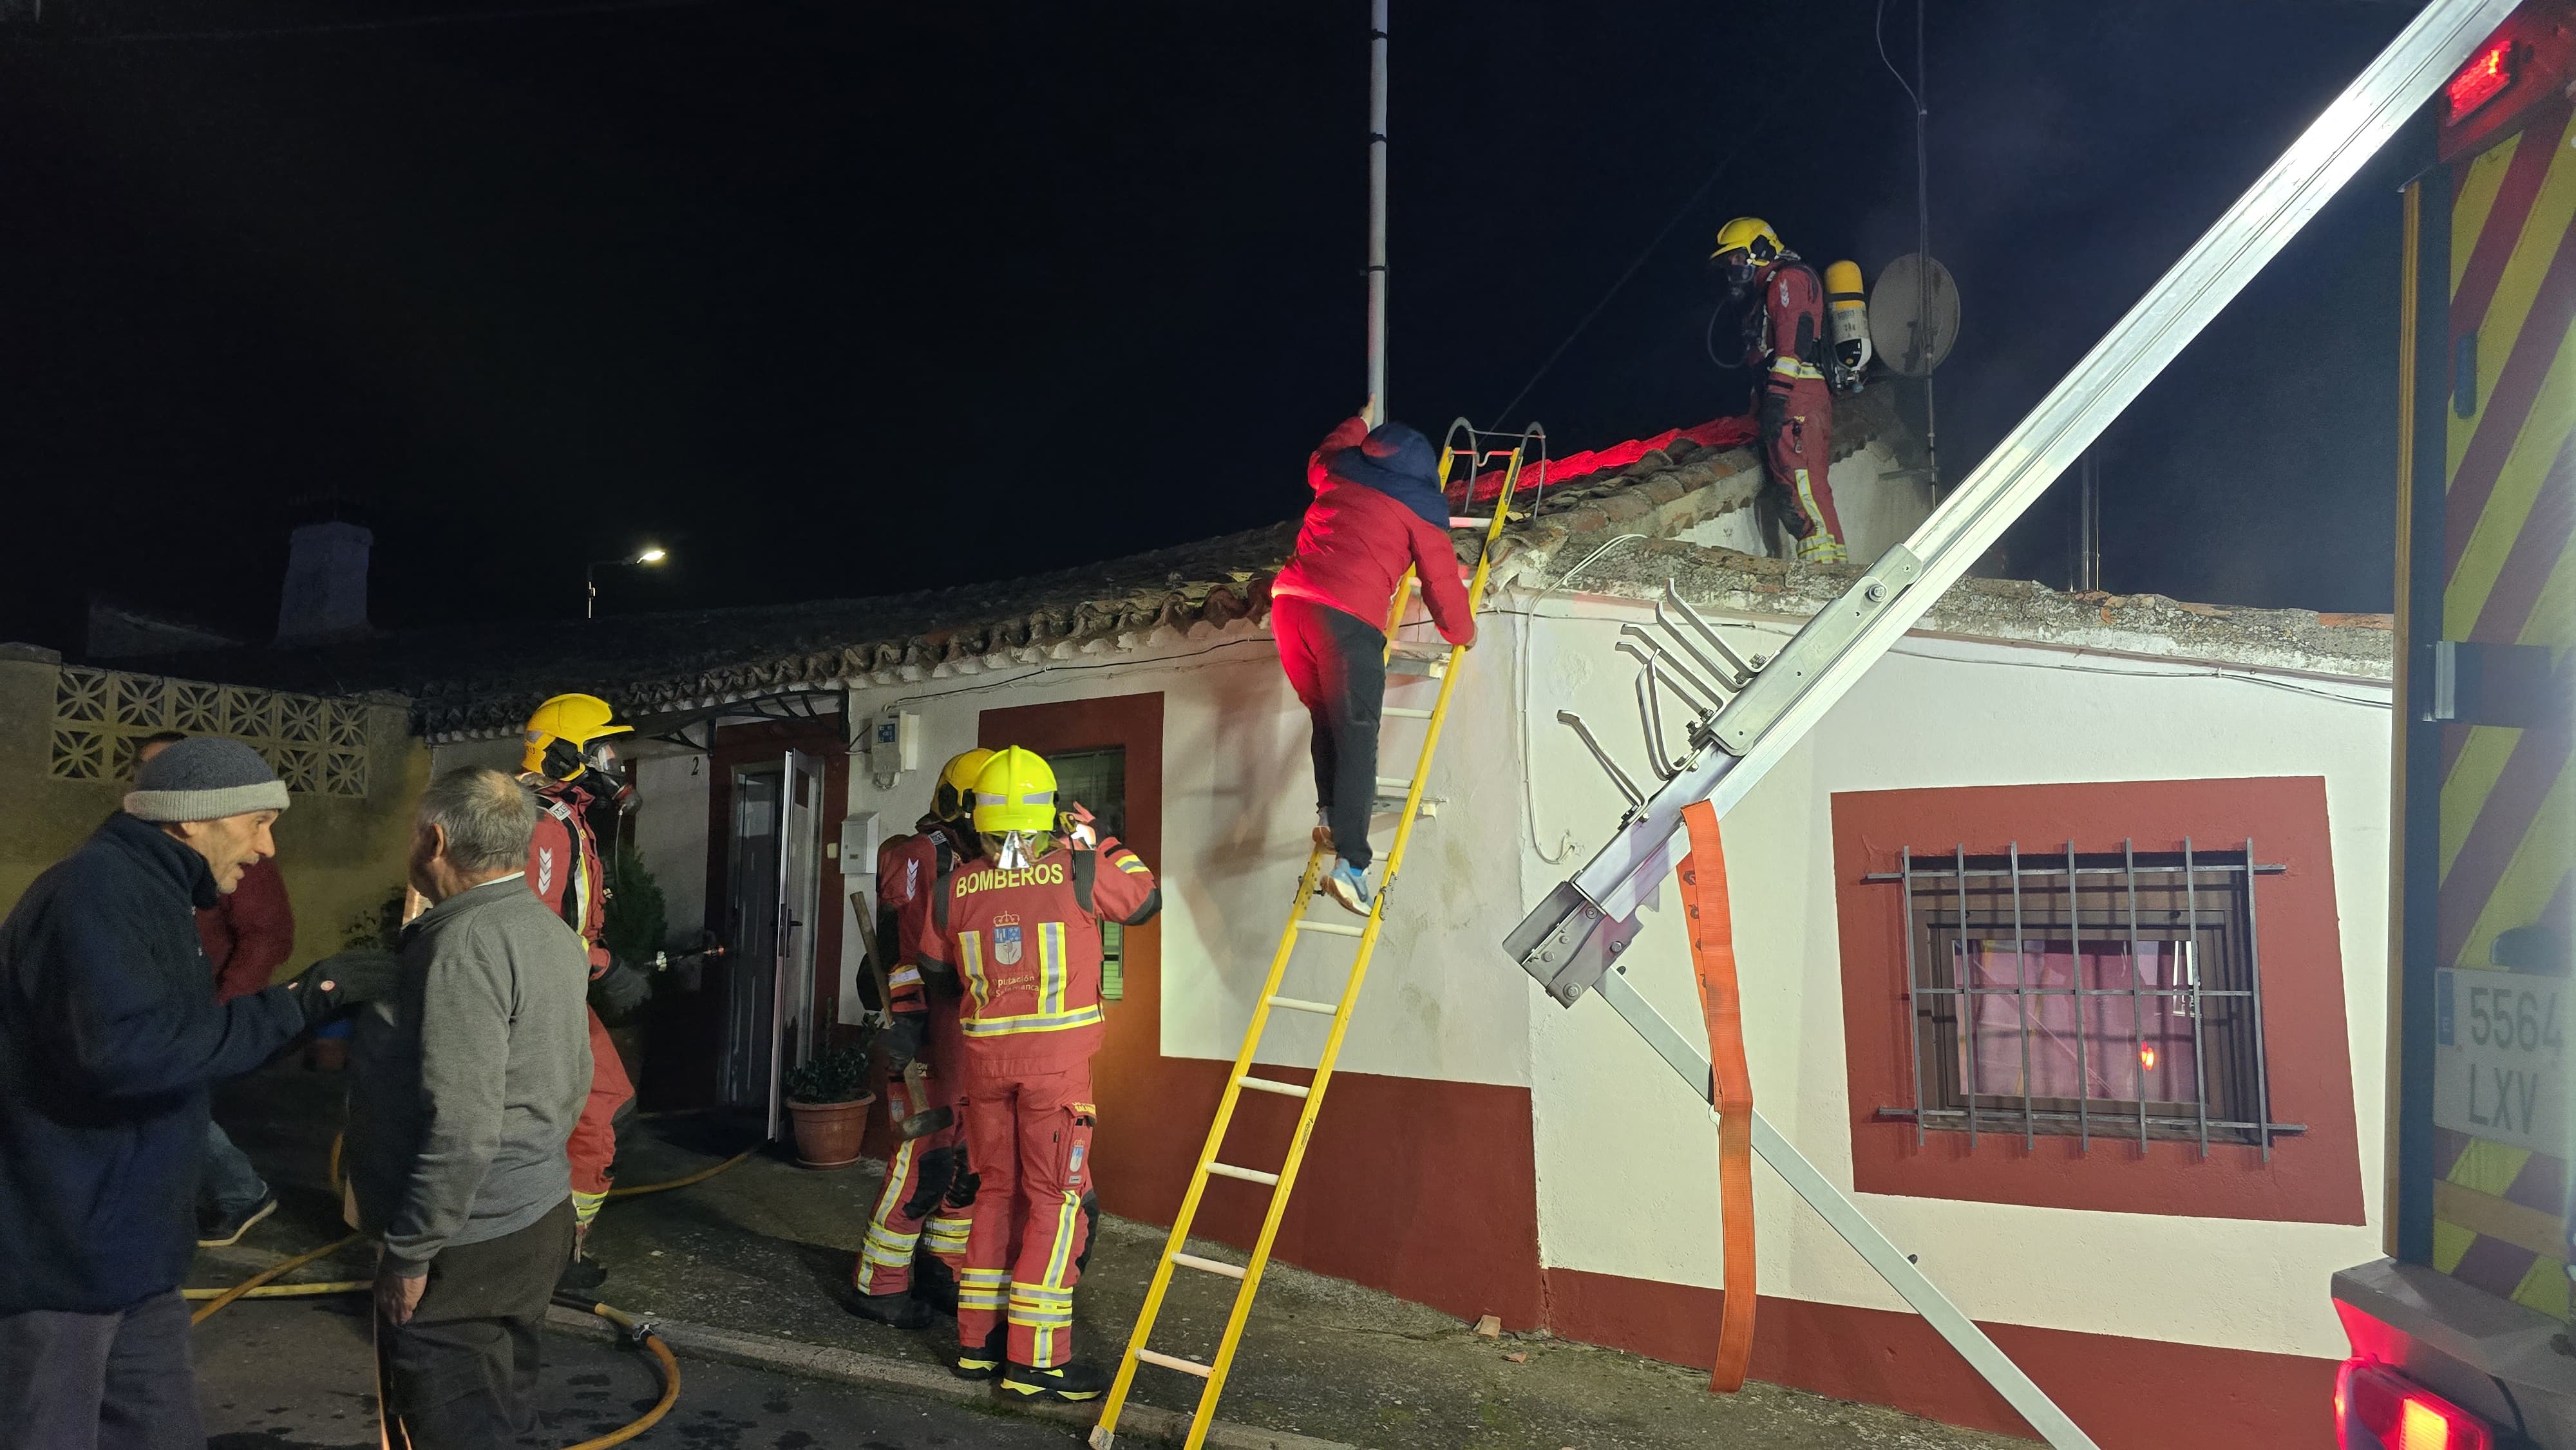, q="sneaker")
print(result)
[954,1328,1007,1380]
[1001,1359,1111,1402]
[1311,808,1333,855]
[1320,860,1373,917]
[196,1192,276,1248]
[555,1256,608,1294]
[851,1291,933,1330]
